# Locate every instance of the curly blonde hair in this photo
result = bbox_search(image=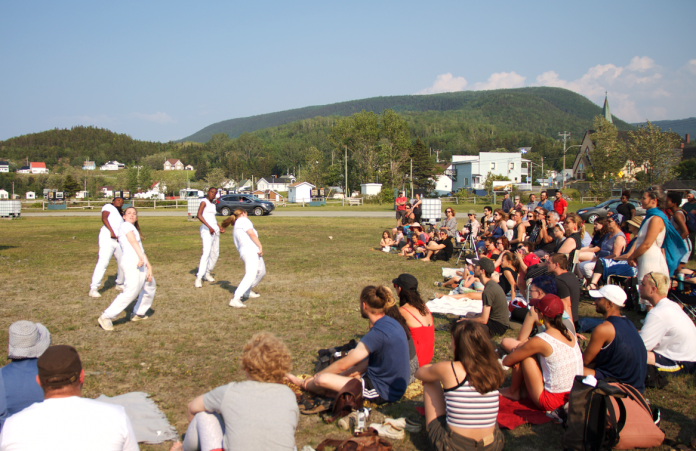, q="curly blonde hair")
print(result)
[242,332,292,384]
